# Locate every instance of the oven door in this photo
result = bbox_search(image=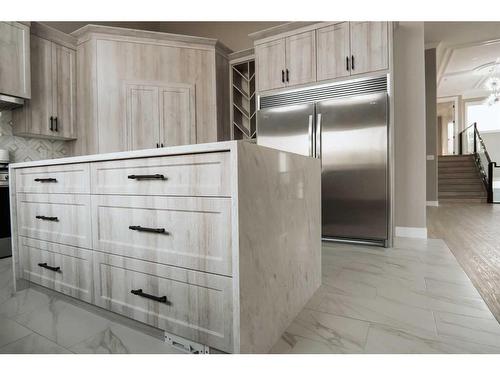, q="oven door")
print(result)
[0,185,11,258]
